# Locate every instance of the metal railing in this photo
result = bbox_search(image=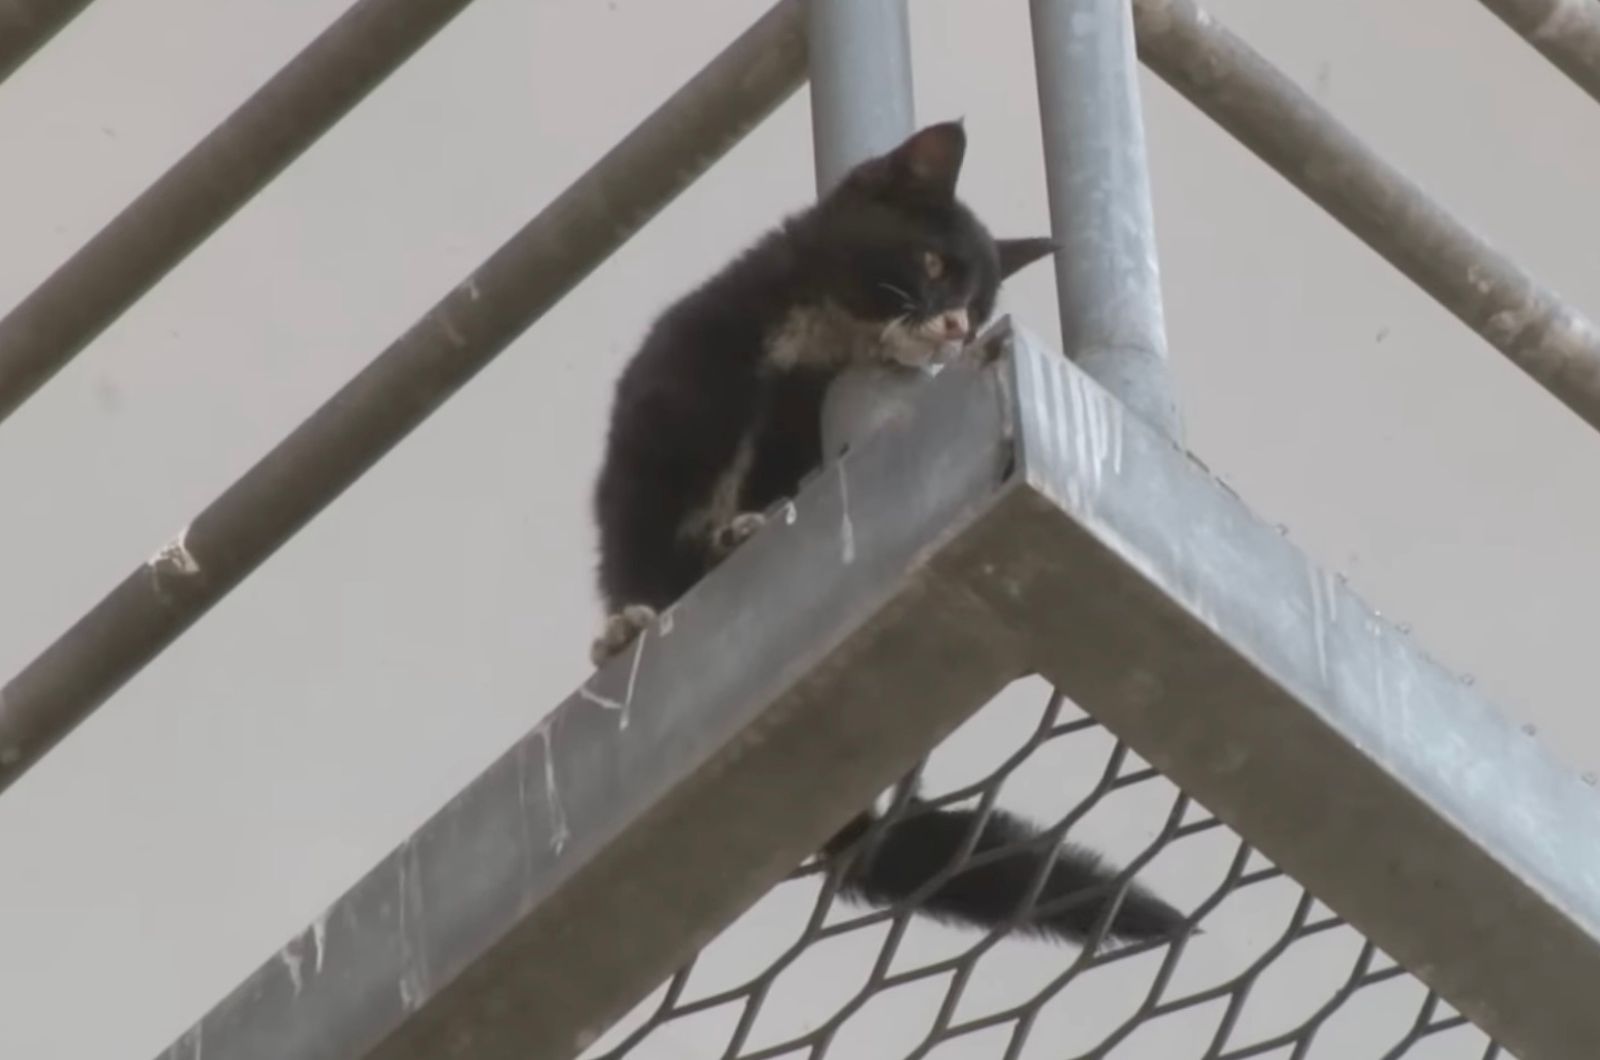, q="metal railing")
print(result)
[3,0,1598,1058]
[0,0,808,792]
